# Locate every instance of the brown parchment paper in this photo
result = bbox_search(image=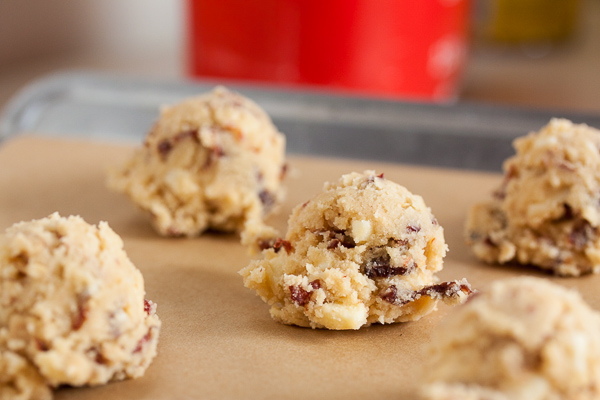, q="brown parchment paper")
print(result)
[2,135,600,400]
